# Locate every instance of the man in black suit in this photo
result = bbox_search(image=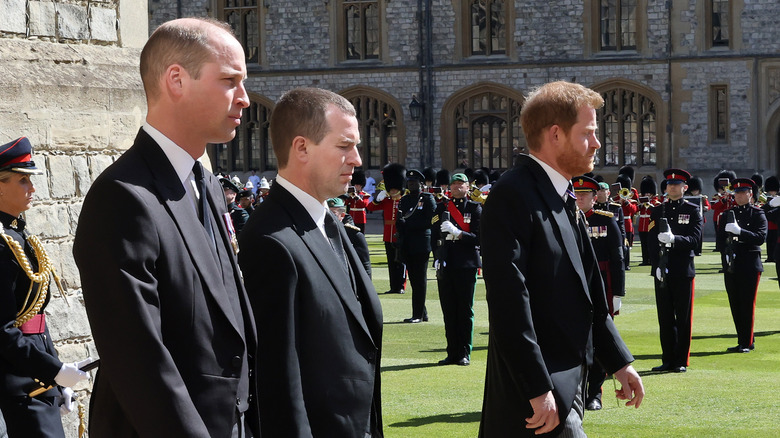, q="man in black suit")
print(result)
[648,168,702,373]
[73,18,259,437]
[434,173,481,366]
[238,87,383,437]
[479,81,644,437]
